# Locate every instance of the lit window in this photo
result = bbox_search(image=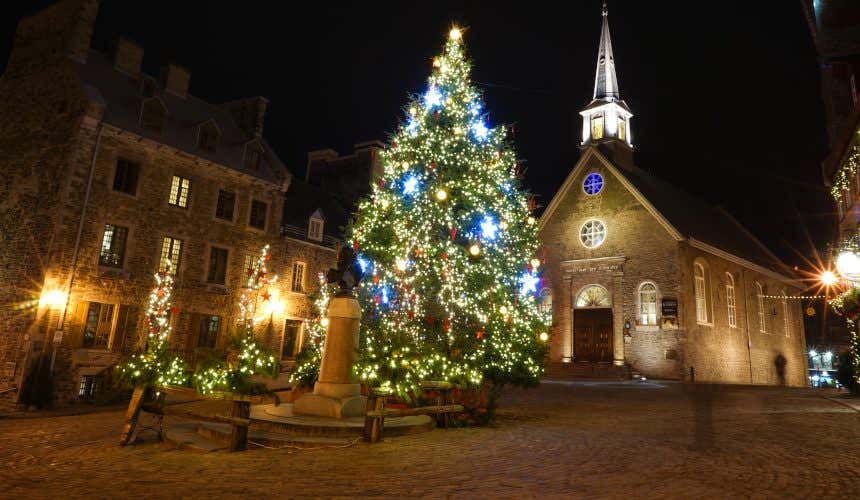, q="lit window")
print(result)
[756,282,767,333]
[250,200,267,230]
[159,236,183,275]
[538,287,553,314]
[78,375,103,398]
[579,219,606,248]
[83,302,115,348]
[575,285,611,308]
[168,175,191,208]
[99,224,128,268]
[591,113,604,140]
[308,217,324,241]
[694,262,710,324]
[618,117,626,141]
[725,273,737,328]
[638,283,658,326]
[291,262,306,293]
[583,173,604,195]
